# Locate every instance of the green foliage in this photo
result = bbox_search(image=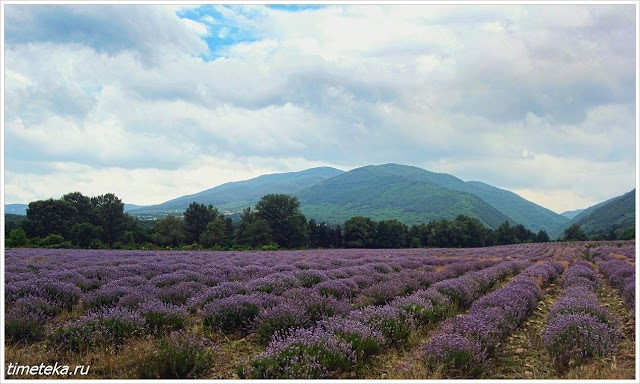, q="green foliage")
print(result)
[70,222,103,248]
[563,223,587,241]
[199,217,228,248]
[92,193,127,245]
[152,216,186,247]
[255,194,308,248]
[49,315,145,352]
[572,189,635,238]
[4,213,26,237]
[184,202,218,244]
[6,227,29,247]
[375,219,408,248]
[536,229,551,242]
[5,312,46,342]
[234,207,273,247]
[25,198,78,239]
[344,216,377,248]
